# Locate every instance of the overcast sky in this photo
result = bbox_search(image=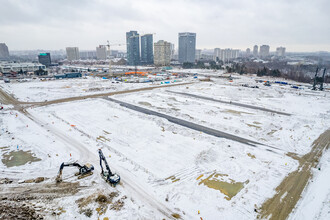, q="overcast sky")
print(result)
[1,0,329,52]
